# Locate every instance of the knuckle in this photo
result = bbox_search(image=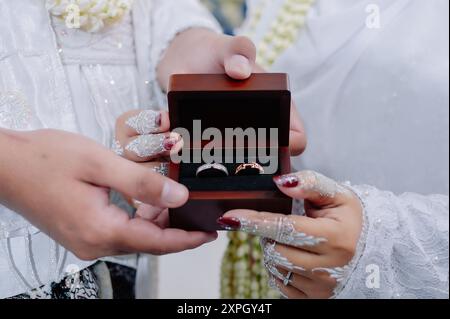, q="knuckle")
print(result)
[135,172,160,200]
[232,36,256,55]
[80,150,105,179]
